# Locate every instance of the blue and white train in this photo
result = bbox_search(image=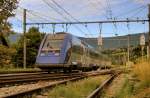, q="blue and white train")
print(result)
[36,32,111,72]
